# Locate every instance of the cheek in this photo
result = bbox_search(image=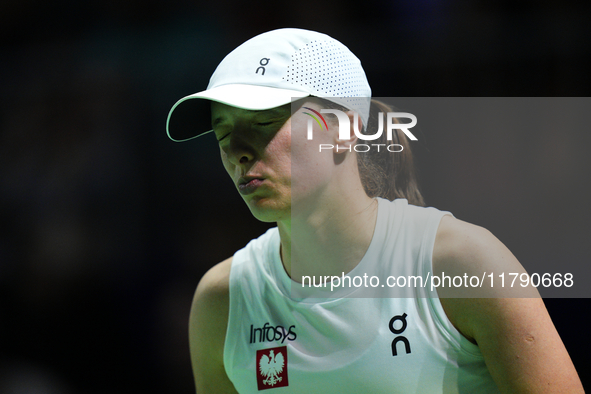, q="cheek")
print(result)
[219,147,234,175]
[290,133,334,195]
[265,132,292,176]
